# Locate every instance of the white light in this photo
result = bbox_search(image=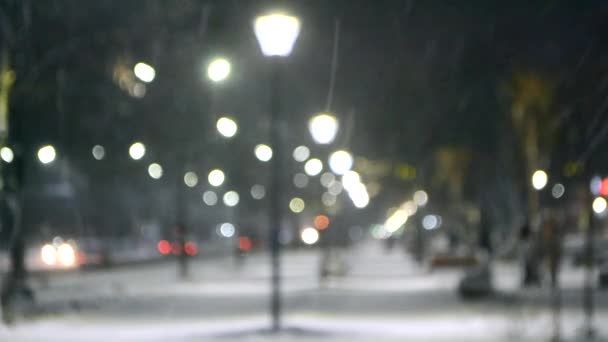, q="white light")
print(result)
[129,142,146,160]
[208,169,225,187]
[202,190,218,206]
[293,173,309,188]
[322,192,336,206]
[293,145,310,162]
[289,197,305,213]
[328,150,353,175]
[593,197,607,215]
[184,172,199,187]
[0,147,13,163]
[328,181,343,195]
[309,113,338,144]
[413,190,428,207]
[401,201,417,216]
[92,145,105,160]
[220,223,236,238]
[148,163,163,179]
[223,191,240,207]
[133,62,156,83]
[300,227,319,245]
[342,171,361,191]
[207,58,231,82]
[37,145,56,164]
[320,172,336,187]
[254,144,273,162]
[531,170,548,190]
[57,243,76,267]
[348,182,369,209]
[552,183,565,199]
[251,184,266,199]
[385,209,408,233]
[40,244,56,266]
[254,13,301,57]
[304,158,323,176]
[216,117,238,138]
[422,215,441,230]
